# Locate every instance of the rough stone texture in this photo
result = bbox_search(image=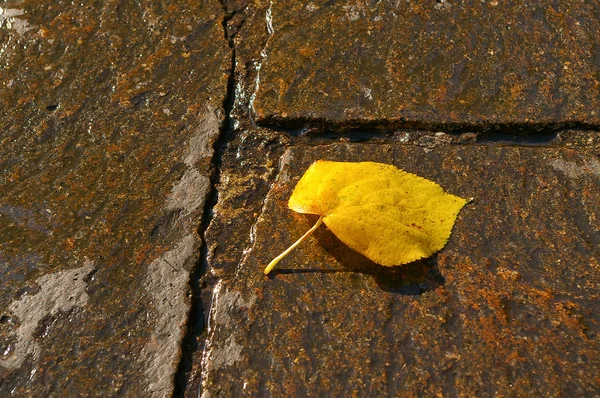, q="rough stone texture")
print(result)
[249,1,600,129]
[0,1,229,396]
[1,261,94,370]
[183,127,290,396]
[199,139,600,396]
